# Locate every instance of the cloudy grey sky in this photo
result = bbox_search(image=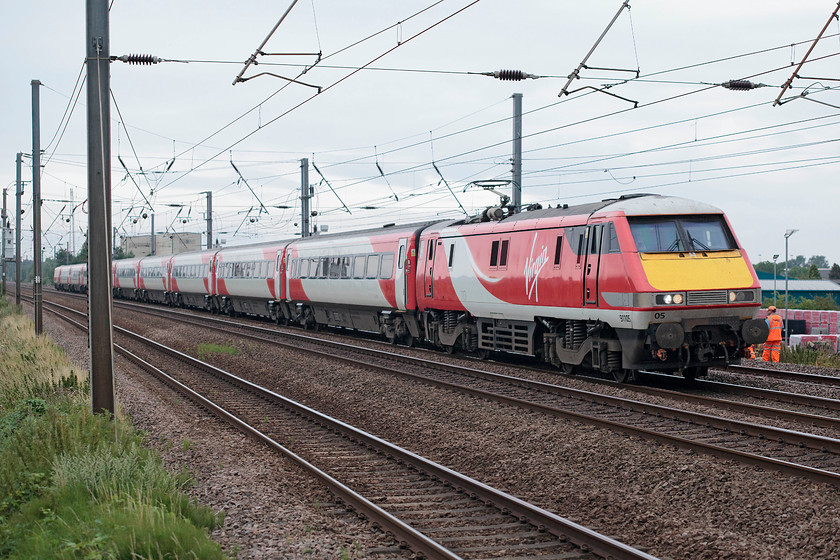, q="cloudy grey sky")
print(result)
[2,1,839,266]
